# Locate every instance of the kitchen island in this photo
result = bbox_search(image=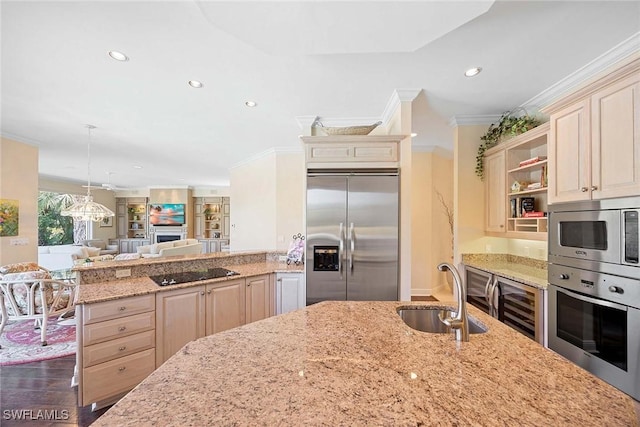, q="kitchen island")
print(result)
[91,300,638,426]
